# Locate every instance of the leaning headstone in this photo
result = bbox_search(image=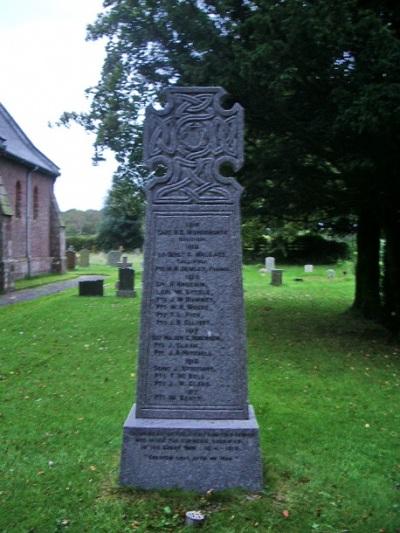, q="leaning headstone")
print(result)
[107,250,122,266]
[327,269,336,279]
[79,279,103,296]
[116,268,135,298]
[304,264,313,273]
[265,256,275,272]
[120,87,263,492]
[66,247,76,270]
[271,269,283,286]
[79,248,90,267]
[117,256,133,269]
